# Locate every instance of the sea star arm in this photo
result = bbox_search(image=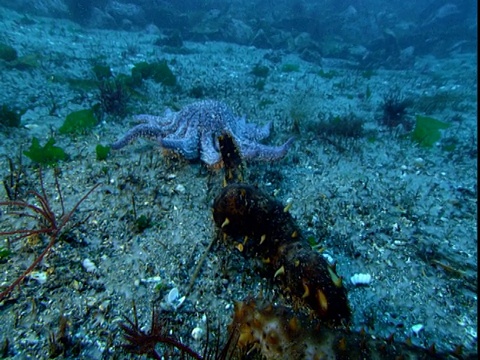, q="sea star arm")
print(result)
[111,123,164,150]
[244,121,271,142]
[199,132,222,166]
[230,116,271,142]
[239,137,295,162]
[133,114,164,123]
[161,134,200,160]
